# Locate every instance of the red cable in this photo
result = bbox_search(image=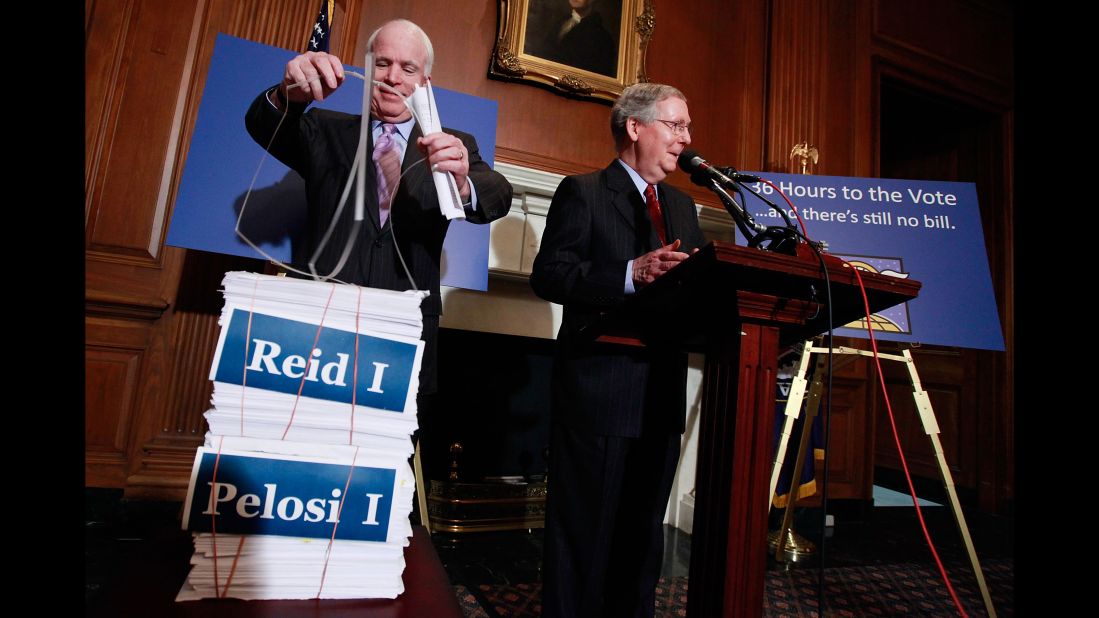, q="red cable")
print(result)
[281,283,338,440]
[845,261,969,618]
[206,437,247,599]
[220,536,246,598]
[761,178,811,241]
[240,277,261,436]
[350,287,362,444]
[322,288,368,595]
[209,437,224,598]
[316,446,361,598]
[764,180,965,614]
